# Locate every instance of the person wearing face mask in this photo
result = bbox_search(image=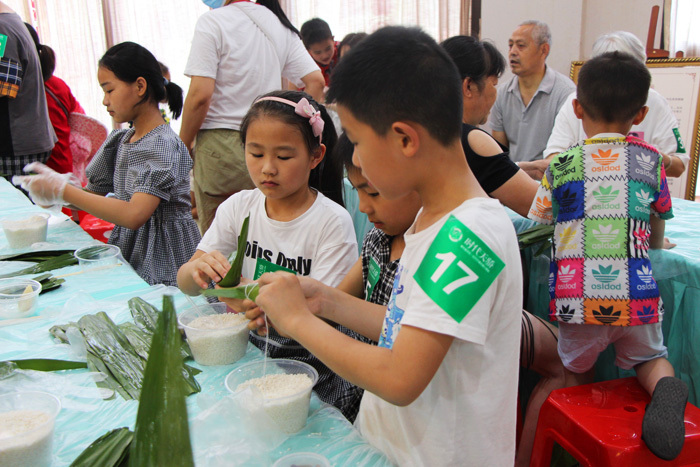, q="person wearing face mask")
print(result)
[487,20,575,166]
[181,0,324,234]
